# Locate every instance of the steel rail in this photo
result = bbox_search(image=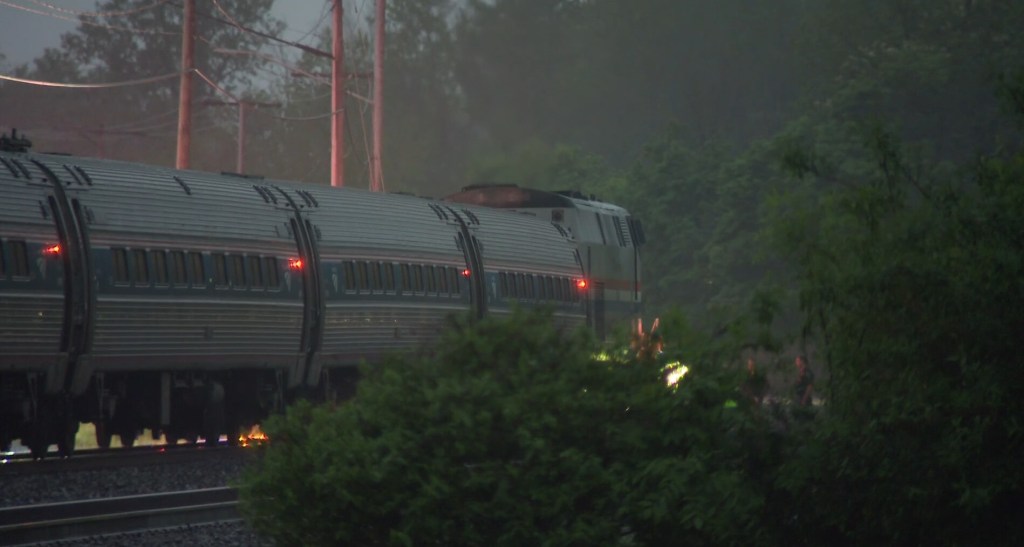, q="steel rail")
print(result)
[0,487,240,546]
